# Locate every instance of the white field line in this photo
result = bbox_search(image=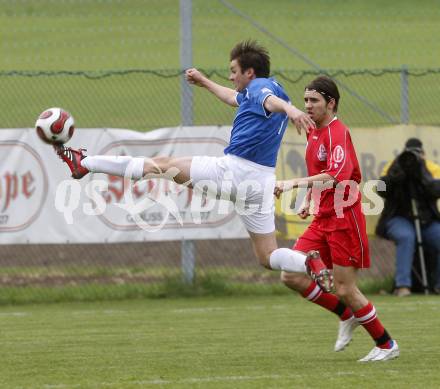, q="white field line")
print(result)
[0,312,28,317]
[42,373,340,388]
[171,306,228,313]
[0,304,291,324]
[42,370,406,388]
[71,309,129,316]
[171,304,289,314]
[378,300,440,307]
[67,304,291,315]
